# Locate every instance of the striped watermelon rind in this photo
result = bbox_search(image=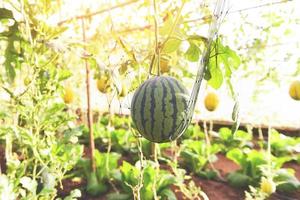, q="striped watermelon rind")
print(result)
[131,76,189,143]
